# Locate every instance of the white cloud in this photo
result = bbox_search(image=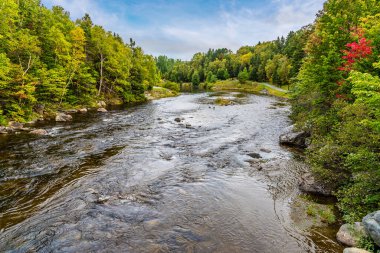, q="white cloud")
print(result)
[41,0,325,60]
